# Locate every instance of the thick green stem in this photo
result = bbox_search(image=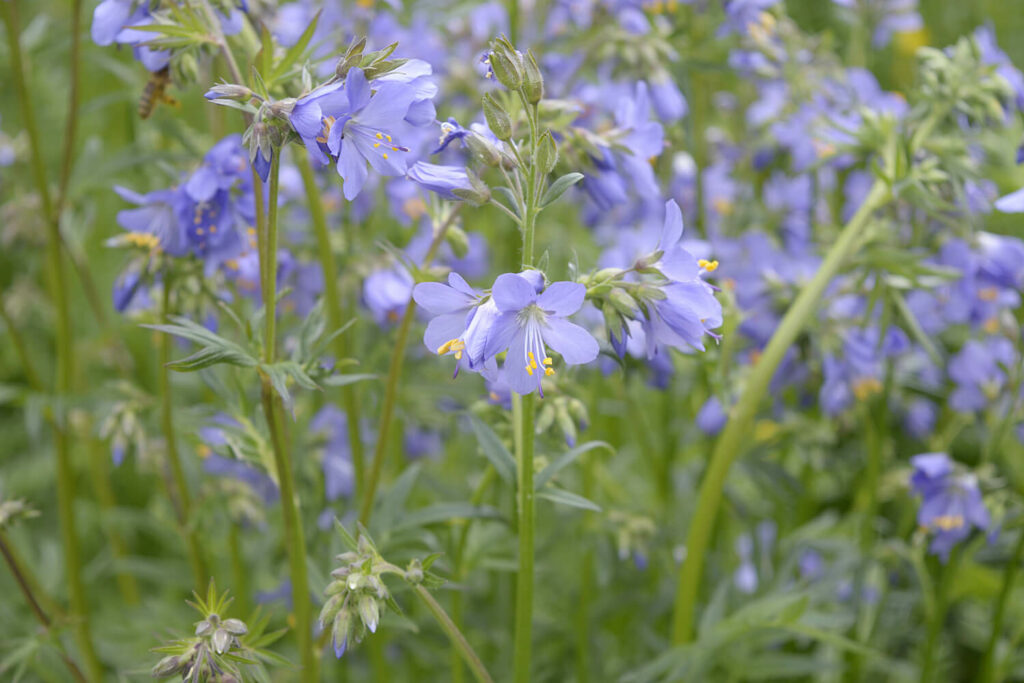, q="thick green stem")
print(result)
[414,584,495,683]
[979,531,1024,682]
[0,531,88,683]
[228,524,251,618]
[358,207,462,524]
[2,2,101,677]
[295,155,366,490]
[160,281,208,590]
[670,180,891,644]
[259,152,318,679]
